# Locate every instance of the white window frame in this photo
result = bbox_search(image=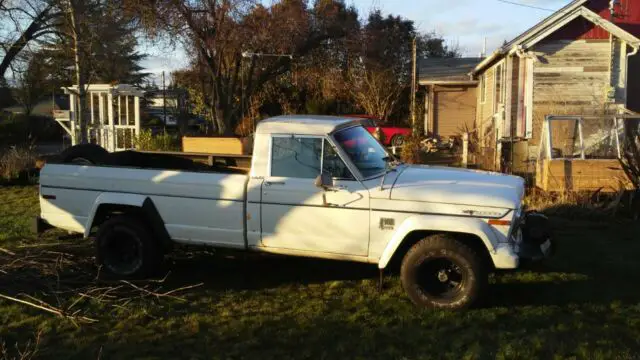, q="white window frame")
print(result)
[493,60,507,113]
